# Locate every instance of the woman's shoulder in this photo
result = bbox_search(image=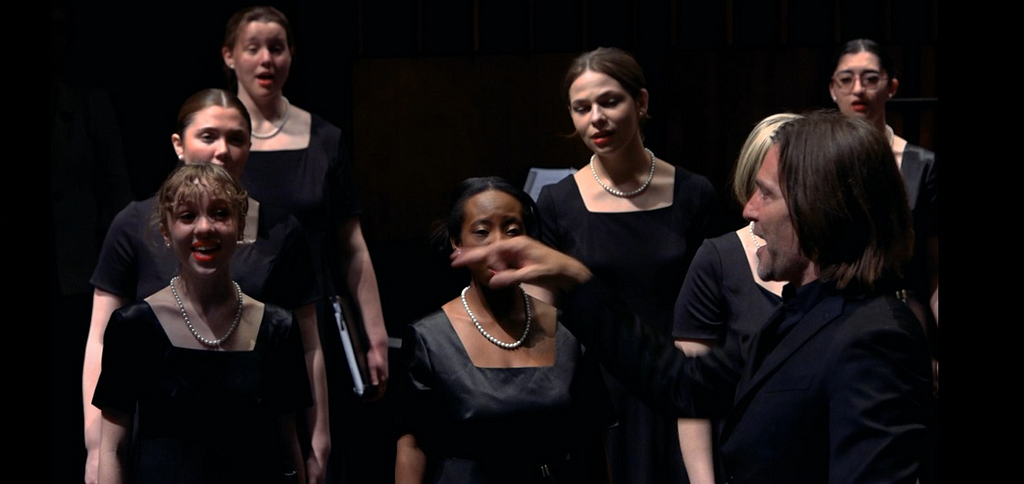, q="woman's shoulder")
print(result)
[902,142,937,168]
[260,302,296,328]
[308,111,343,139]
[537,174,581,208]
[409,309,451,335]
[903,142,935,157]
[108,196,157,232]
[706,230,742,251]
[107,301,161,342]
[111,300,157,321]
[672,165,716,193]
